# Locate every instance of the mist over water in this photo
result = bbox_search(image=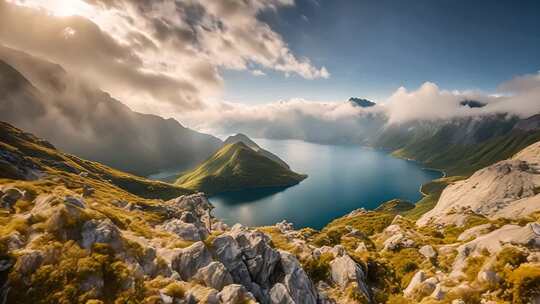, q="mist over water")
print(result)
[209,139,442,229]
